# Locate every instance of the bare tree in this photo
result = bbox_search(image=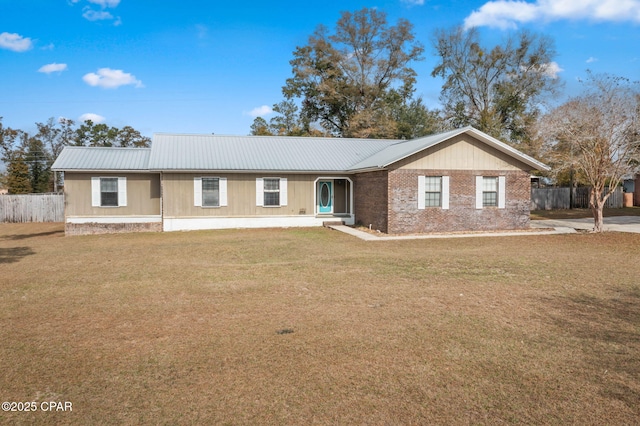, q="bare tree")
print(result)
[540,72,640,232]
[432,26,560,154]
